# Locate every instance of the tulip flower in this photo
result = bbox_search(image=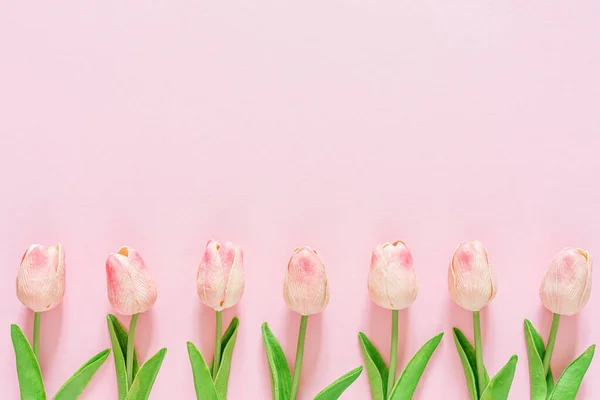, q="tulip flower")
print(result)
[449,241,517,399]
[283,246,330,316]
[361,242,443,399]
[13,243,110,398]
[523,248,594,399]
[538,248,593,374]
[368,241,418,310]
[262,246,363,400]
[448,240,496,312]
[540,247,592,317]
[105,246,161,392]
[283,246,330,400]
[195,240,244,380]
[16,243,65,358]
